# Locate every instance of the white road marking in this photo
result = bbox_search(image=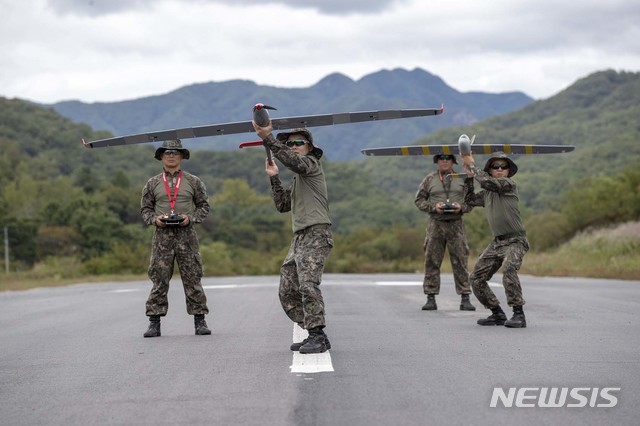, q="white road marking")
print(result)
[109,282,275,293]
[290,324,334,374]
[203,284,239,289]
[375,281,422,286]
[203,283,276,289]
[376,281,504,288]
